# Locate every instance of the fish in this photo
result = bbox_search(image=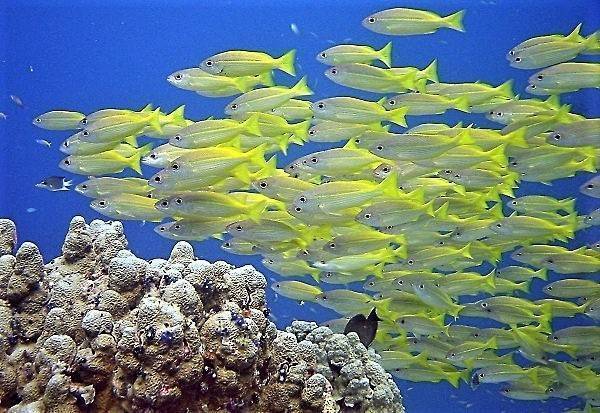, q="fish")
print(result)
[324,64,416,93]
[411,281,465,317]
[344,308,381,347]
[311,97,408,126]
[317,43,392,67]
[543,279,600,298]
[314,289,392,316]
[362,8,465,36]
[580,175,600,198]
[490,214,577,242]
[383,92,470,115]
[291,145,387,176]
[9,94,24,107]
[35,176,72,192]
[495,266,548,282]
[200,49,296,77]
[167,68,273,96]
[59,143,152,175]
[60,132,135,156]
[550,326,600,348]
[547,118,600,147]
[271,280,323,302]
[507,195,575,214]
[324,230,406,256]
[313,246,406,276]
[540,249,600,274]
[426,80,514,105]
[446,337,498,365]
[141,143,195,168]
[35,139,52,148]
[307,120,388,143]
[168,114,261,149]
[74,177,152,198]
[225,77,312,115]
[32,110,85,130]
[270,99,313,121]
[528,62,600,93]
[366,131,474,161]
[91,193,166,222]
[263,255,322,281]
[155,218,235,241]
[486,95,561,124]
[231,112,310,140]
[80,109,162,143]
